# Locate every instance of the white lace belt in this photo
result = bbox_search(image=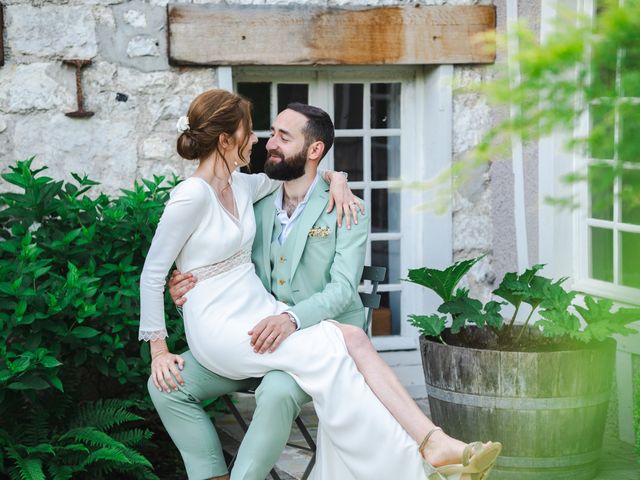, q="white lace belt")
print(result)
[188,248,252,282]
[138,249,253,342]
